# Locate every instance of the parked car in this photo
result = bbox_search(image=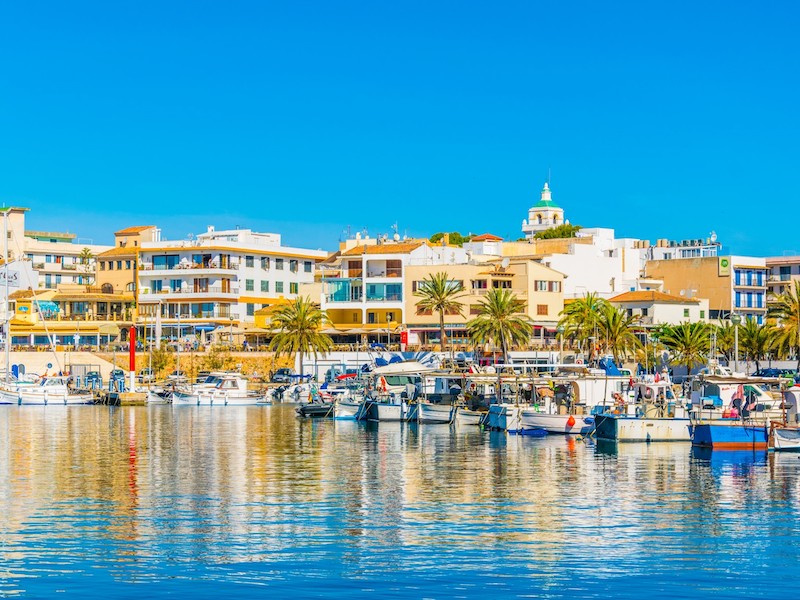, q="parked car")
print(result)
[138,368,155,383]
[271,368,294,384]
